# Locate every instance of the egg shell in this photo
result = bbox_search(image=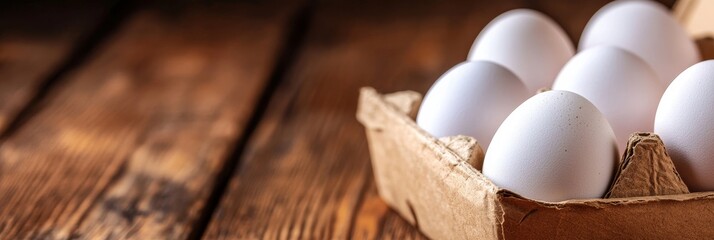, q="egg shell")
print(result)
[482,90,618,202]
[580,0,700,85]
[468,9,574,92]
[416,61,530,150]
[553,46,664,149]
[655,60,714,192]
